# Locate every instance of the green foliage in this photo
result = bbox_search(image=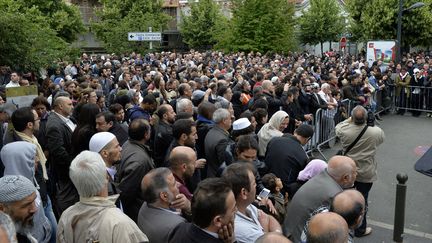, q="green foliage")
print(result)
[14,0,85,43]
[297,0,345,48]
[347,0,432,47]
[180,0,228,50]
[216,0,296,53]
[0,0,79,72]
[93,0,171,53]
